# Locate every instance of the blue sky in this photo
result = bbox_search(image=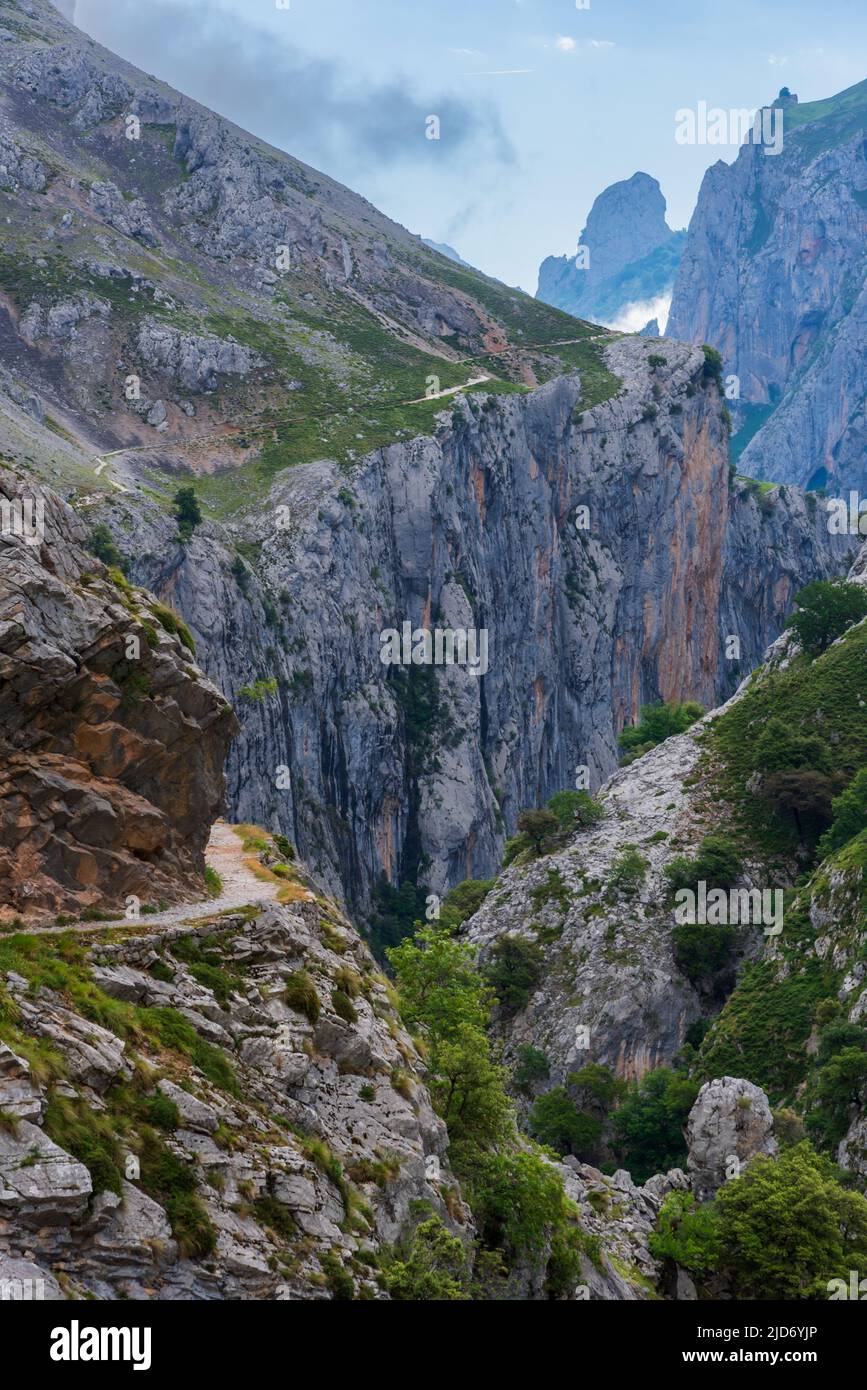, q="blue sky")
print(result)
[72,0,867,290]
